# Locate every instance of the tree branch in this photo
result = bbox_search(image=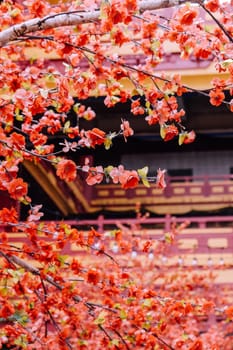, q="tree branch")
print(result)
[0,250,118,314]
[0,0,193,47]
[198,1,233,43]
[0,250,81,299]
